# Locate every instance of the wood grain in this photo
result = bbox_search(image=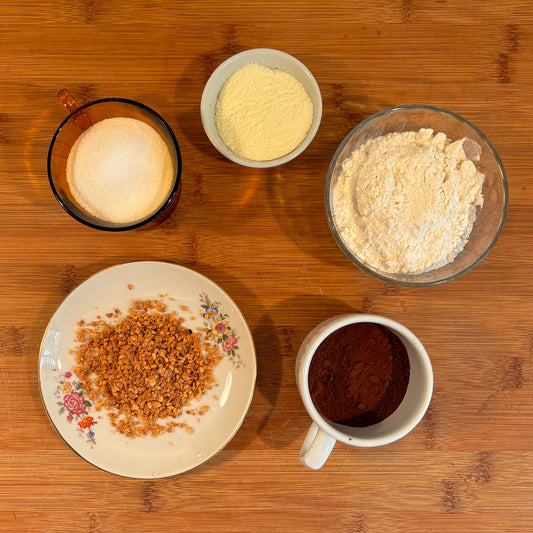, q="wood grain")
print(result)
[1,1,532,531]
